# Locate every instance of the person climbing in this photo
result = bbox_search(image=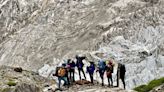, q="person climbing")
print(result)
[97,59,106,86]
[106,60,113,87]
[65,59,71,85]
[69,59,76,82]
[76,55,86,80]
[53,63,69,90]
[116,63,126,89]
[86,62,95,84]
